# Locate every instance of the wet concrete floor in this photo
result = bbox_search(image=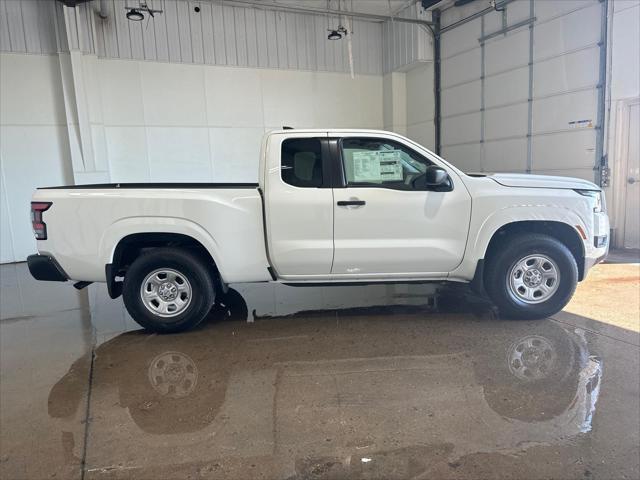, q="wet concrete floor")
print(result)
[1,251,639,479]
